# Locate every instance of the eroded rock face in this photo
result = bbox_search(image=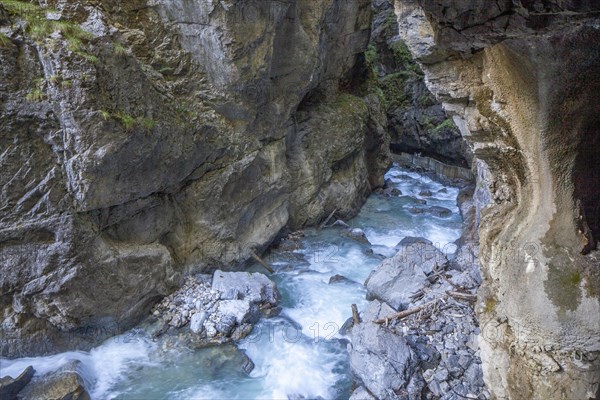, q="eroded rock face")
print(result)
[394,1,600,398]
[369,0,470,166]
[0,0,389,357]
